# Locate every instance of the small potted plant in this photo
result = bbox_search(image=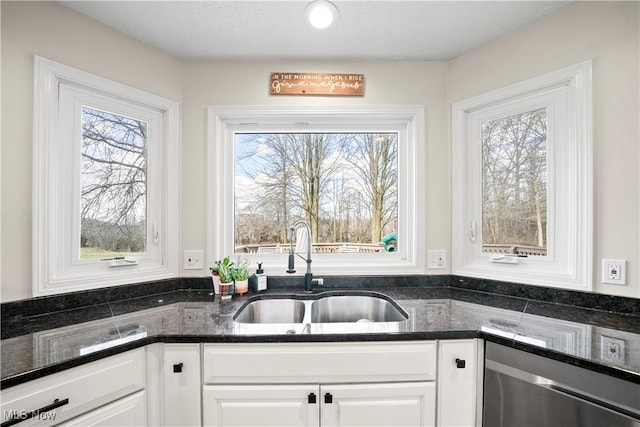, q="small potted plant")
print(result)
[231,257,250,295]
[210,256,234,299]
